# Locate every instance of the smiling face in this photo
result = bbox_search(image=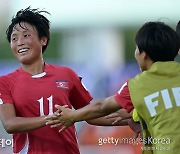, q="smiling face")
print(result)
[10,22,47,65]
